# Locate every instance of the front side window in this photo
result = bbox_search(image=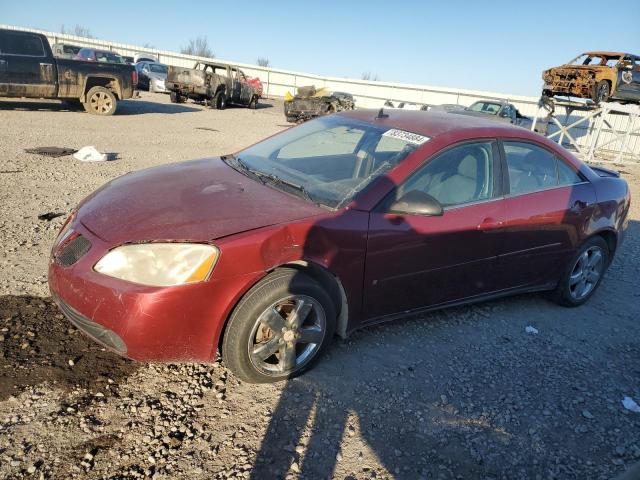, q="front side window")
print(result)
[398,141,495,207]
[504,141,582,195]
[234,116,425,208]
[0,33,45,56]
